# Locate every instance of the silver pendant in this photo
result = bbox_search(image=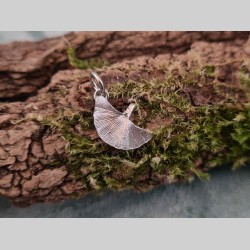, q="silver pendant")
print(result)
[90,72,152,150]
